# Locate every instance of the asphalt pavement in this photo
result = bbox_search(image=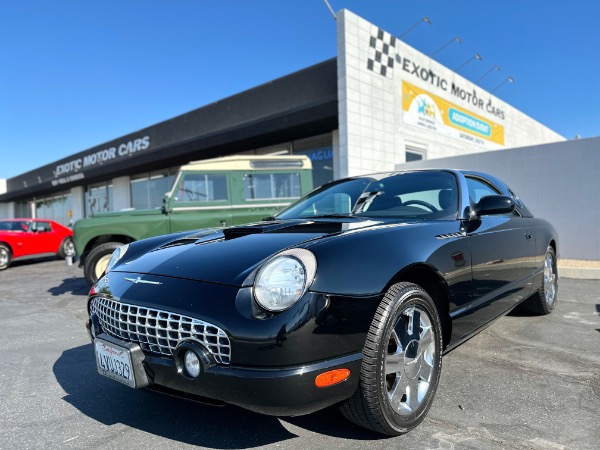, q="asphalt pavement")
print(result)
[0,258,598,450]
